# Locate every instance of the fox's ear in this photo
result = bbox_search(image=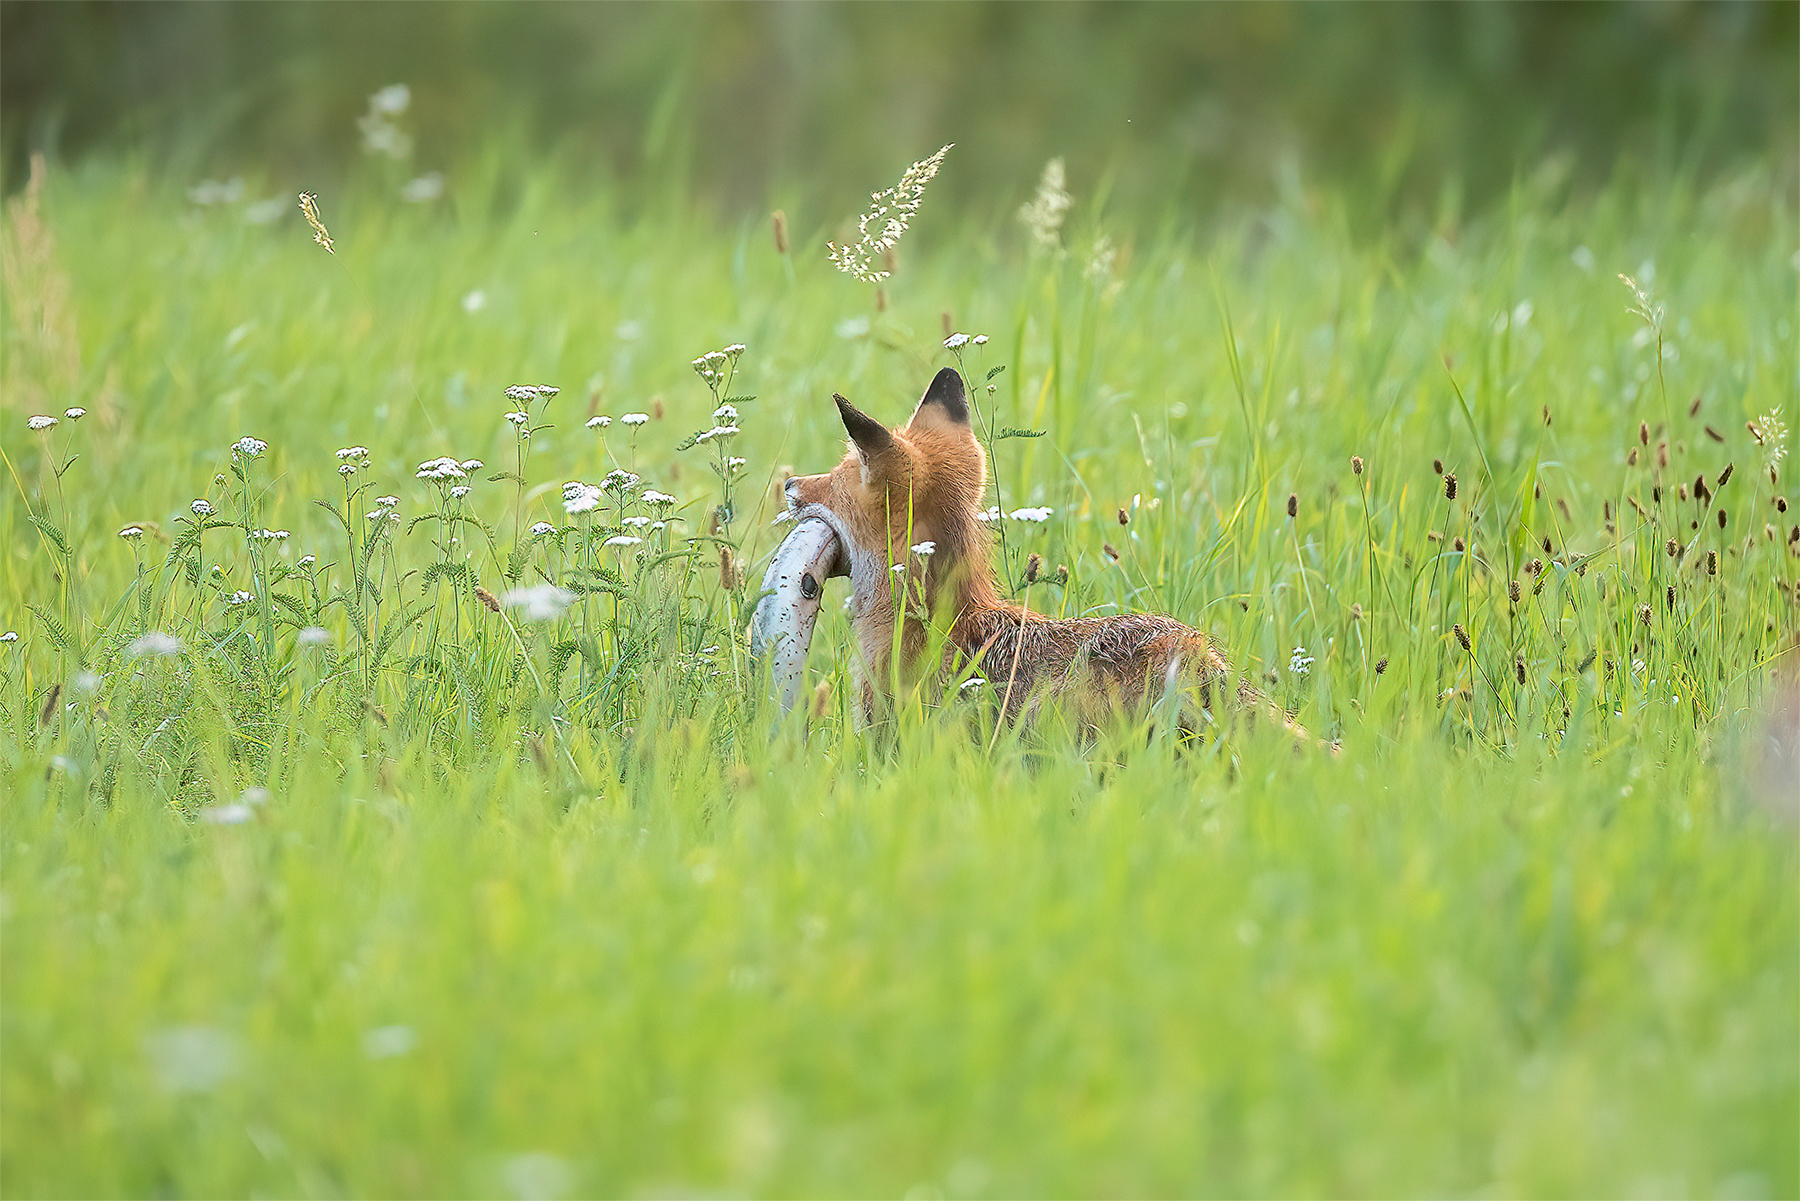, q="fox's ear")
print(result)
[907,367,970,431]
[834,393,893,459]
